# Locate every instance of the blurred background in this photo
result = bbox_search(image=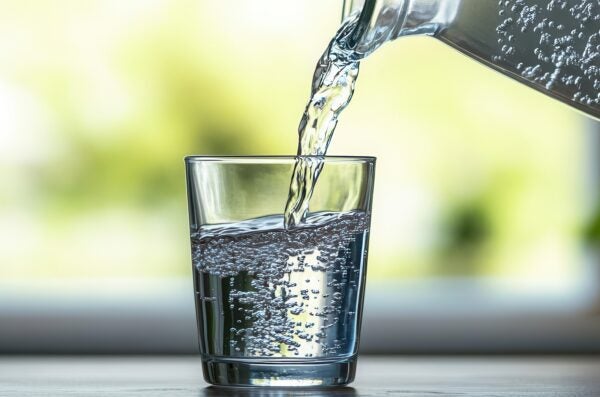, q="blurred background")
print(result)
[1,0,599,353]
